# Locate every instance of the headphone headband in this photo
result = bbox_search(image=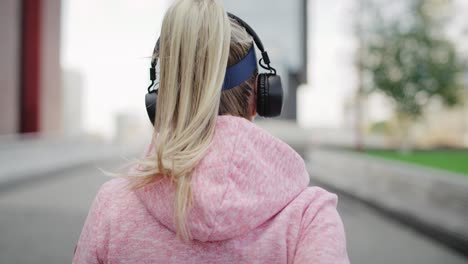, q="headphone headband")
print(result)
[222,45,257,90]
[227,13,265,53]
[227,13,274,73]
